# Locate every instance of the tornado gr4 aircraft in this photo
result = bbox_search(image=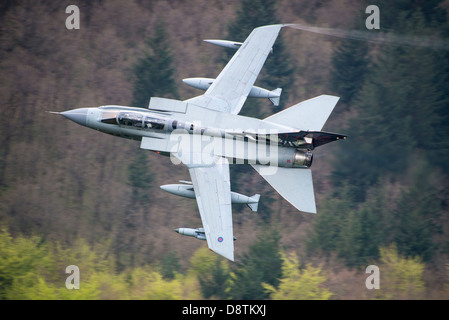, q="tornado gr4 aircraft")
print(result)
[57,24,346,261]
